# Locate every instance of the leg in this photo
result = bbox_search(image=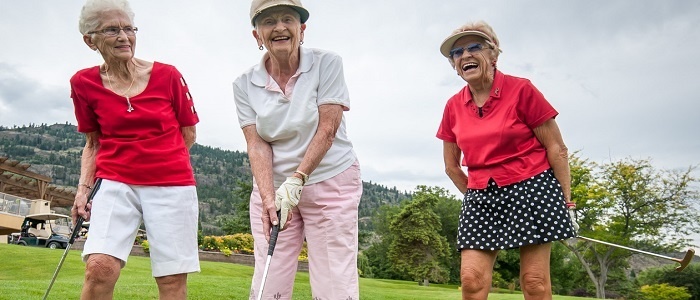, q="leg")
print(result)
[460,249,498,300]
[300,162,362,300]
[155,273,187,300]
[249,185,305,300]
[80,179,143,299]
[81,254,122,300]
[519,243,552,300]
